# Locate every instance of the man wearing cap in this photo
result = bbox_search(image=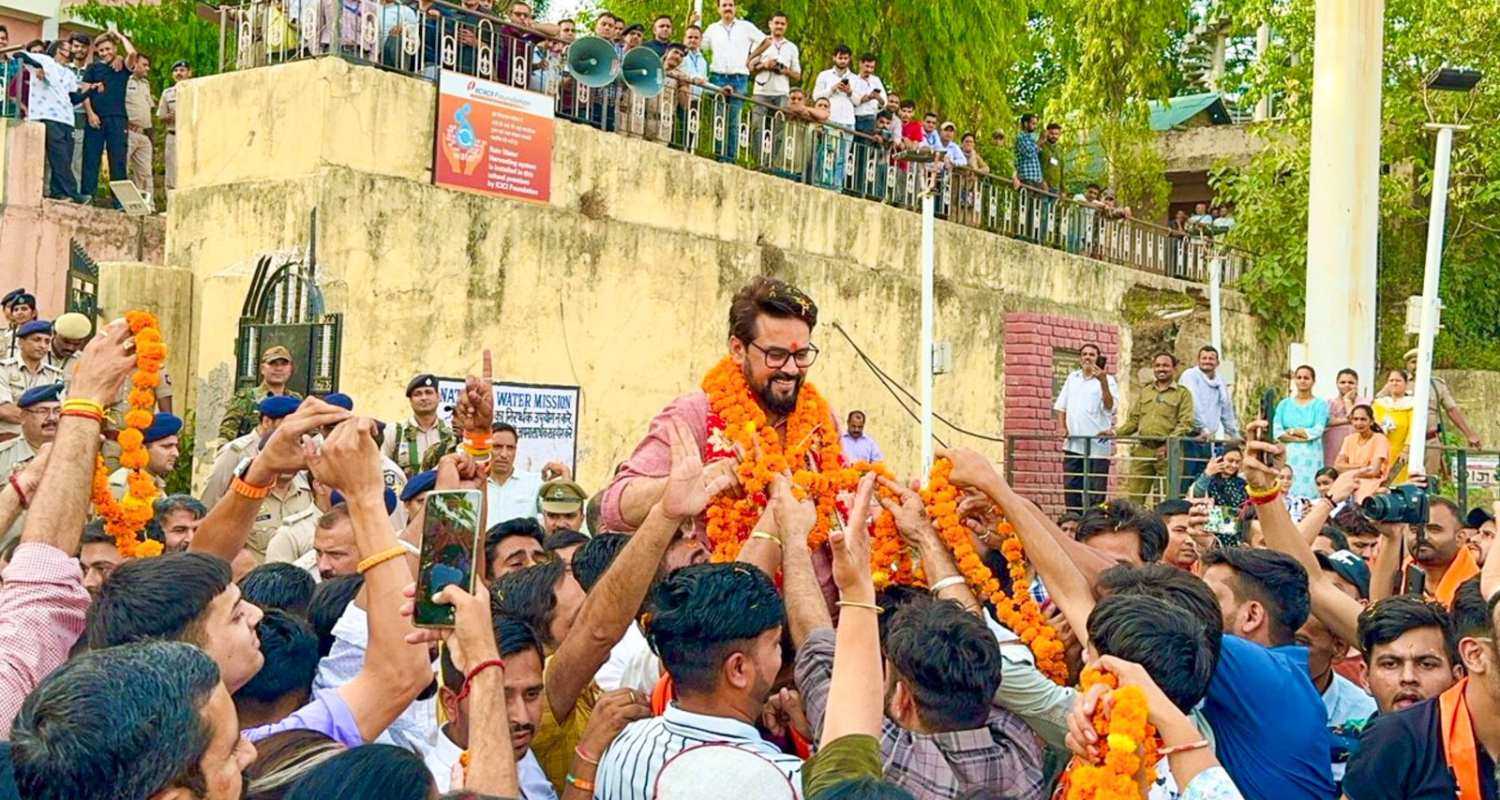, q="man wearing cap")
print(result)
[383,374,456,479]
[0,290,37,357]
[0,383,61,479]
[108,412,181,498]
[201,394,301,507]
[219,344,302,441]
[1464,505,1496,568]
[537,478,587,535]
[399,468,437,518]
[264,476,333,566]
[156,60,189,192]
[324,392,407,494]
[0,321,65,443]
[45,311,92,380]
